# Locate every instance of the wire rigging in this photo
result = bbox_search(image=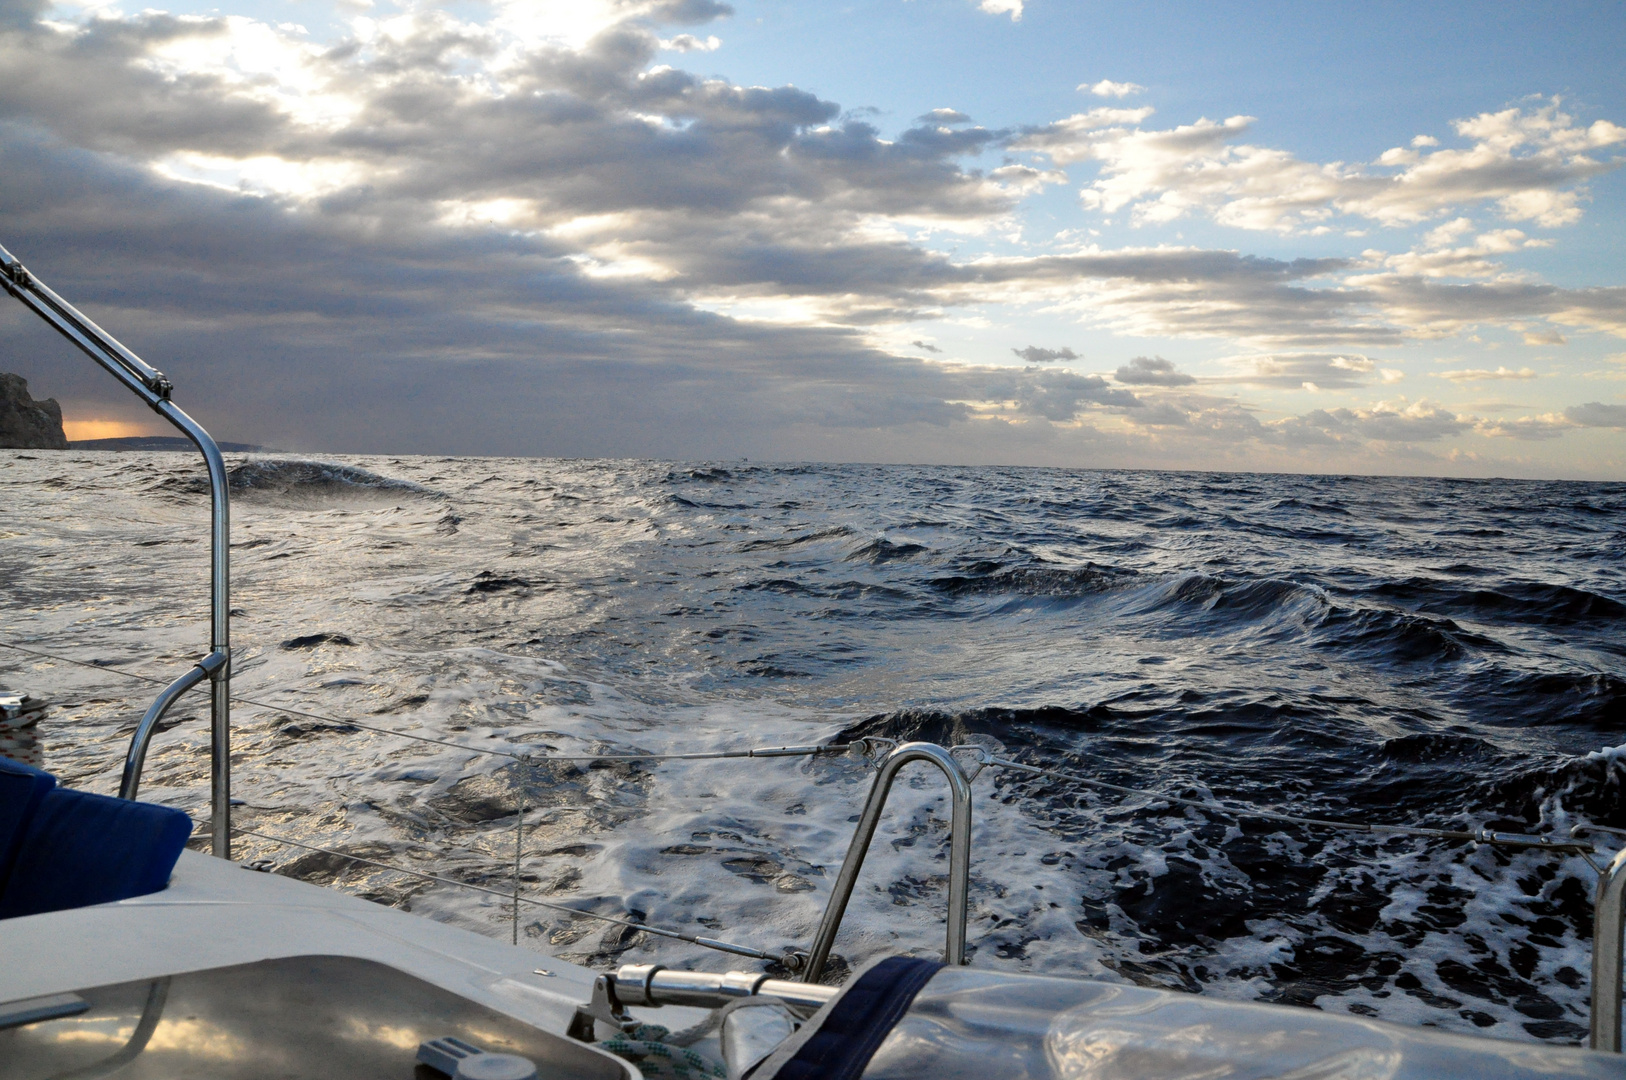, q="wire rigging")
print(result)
[231,826,780,961]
